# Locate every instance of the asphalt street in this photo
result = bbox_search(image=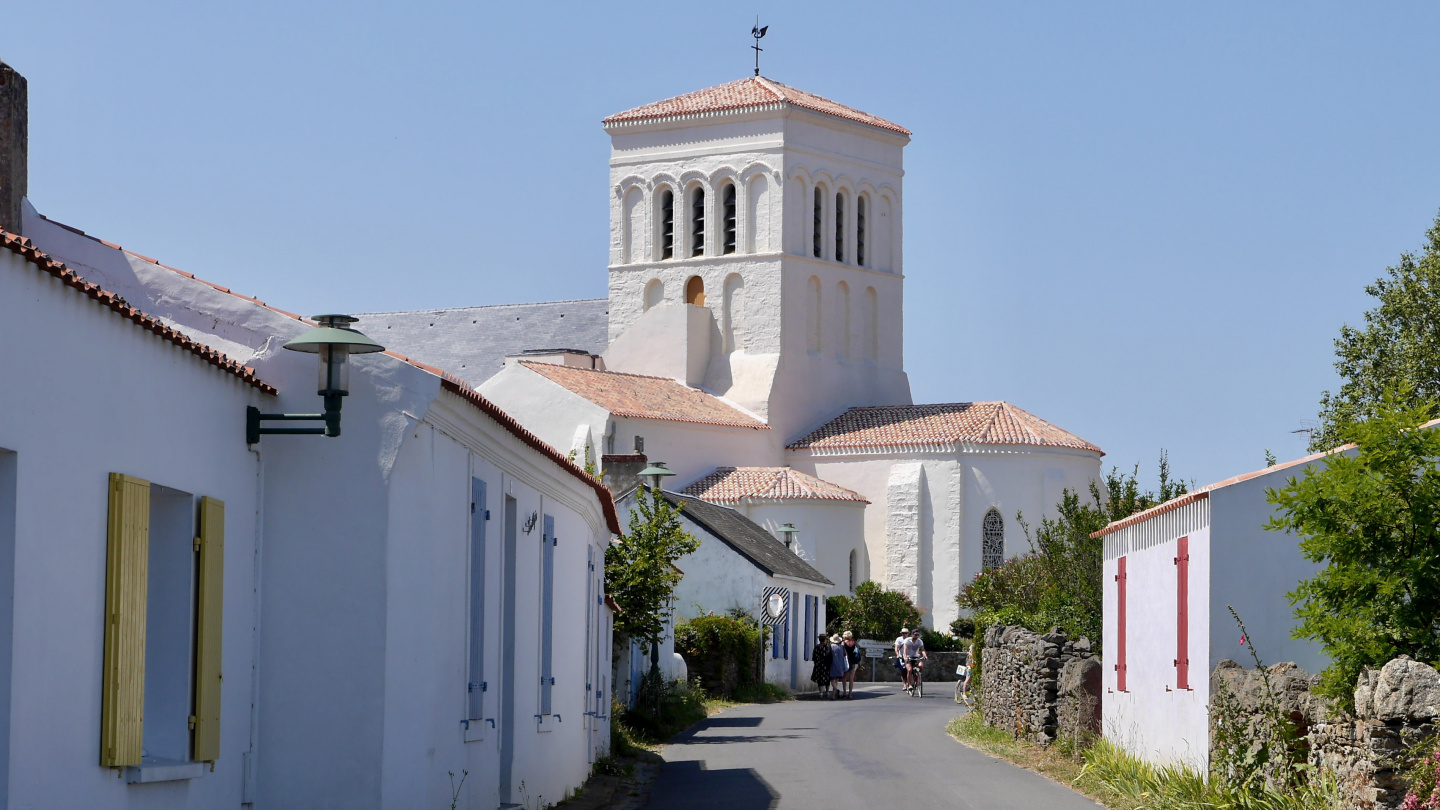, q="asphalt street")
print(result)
[642,684,1101,809]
